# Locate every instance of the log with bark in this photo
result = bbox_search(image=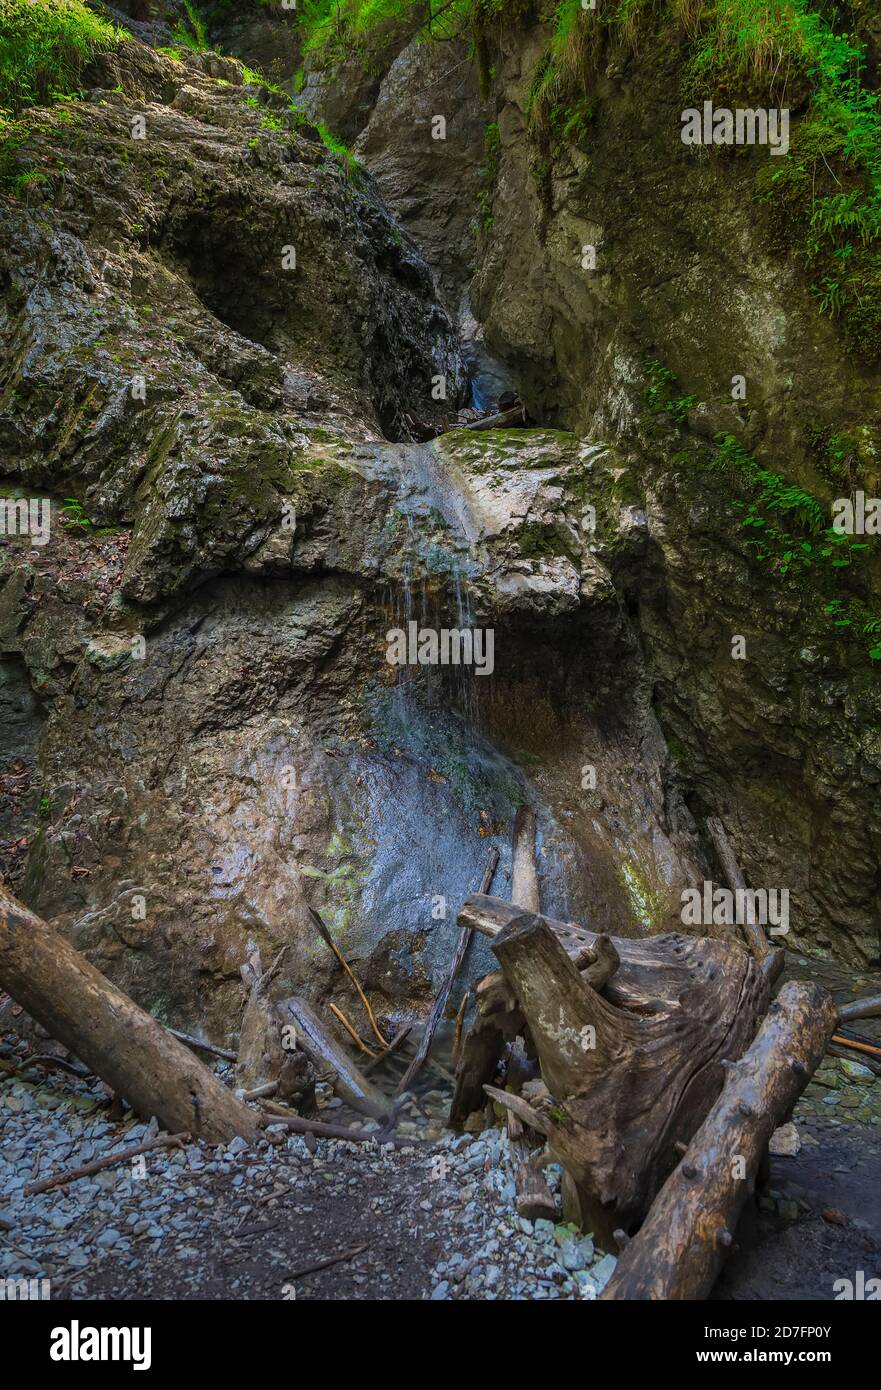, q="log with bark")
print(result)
[837,992,881,1023]
[455,895,768,1245]
[600,980,838,1299]
[279,996,390,1120]
[462,405,527,432]
[0,886,258,1143]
